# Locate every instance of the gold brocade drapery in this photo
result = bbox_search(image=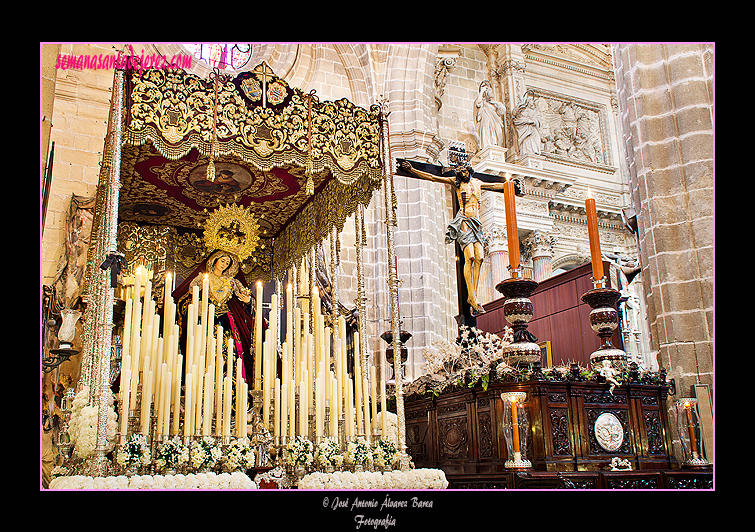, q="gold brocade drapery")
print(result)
[120,65,383,280]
